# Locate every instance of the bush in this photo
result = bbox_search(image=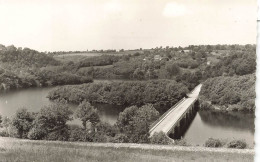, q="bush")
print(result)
[69,127,94,142]
[150,132,173,145]
[28,127,48,140]
[45,126,70,141]
[0,125,18,137]
[227,140,247,149]
[199,100,214,110]
[110,133,129,143]
[204,138,223,148]
[174,139,189,146]
[0,129,9,137]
